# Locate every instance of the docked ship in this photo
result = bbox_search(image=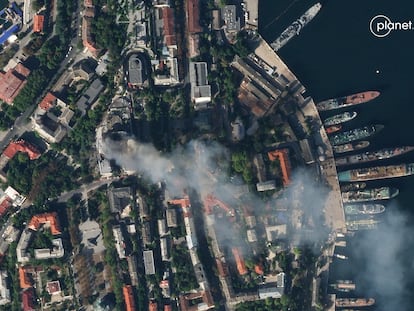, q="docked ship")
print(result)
[330,125,383,146]
[333,141,370,154]
[340,182,366,191]
[324,111,357,126]
[338,163,414,182]
[325,125,341,134]
[344,203,386,215]
[336,146,414,166]
[317,91,380,112]
[341,187,399,203]
[271,3,322,51]
[330,280,356,292]
[346,219,380,230]
[333,253,348,260]
[335,298,375,308]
